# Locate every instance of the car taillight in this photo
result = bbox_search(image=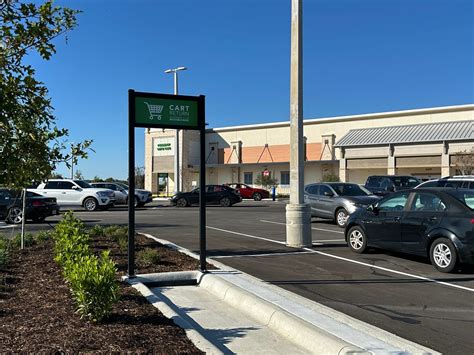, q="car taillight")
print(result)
[32,201,44,207]
[471,218,474,225]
